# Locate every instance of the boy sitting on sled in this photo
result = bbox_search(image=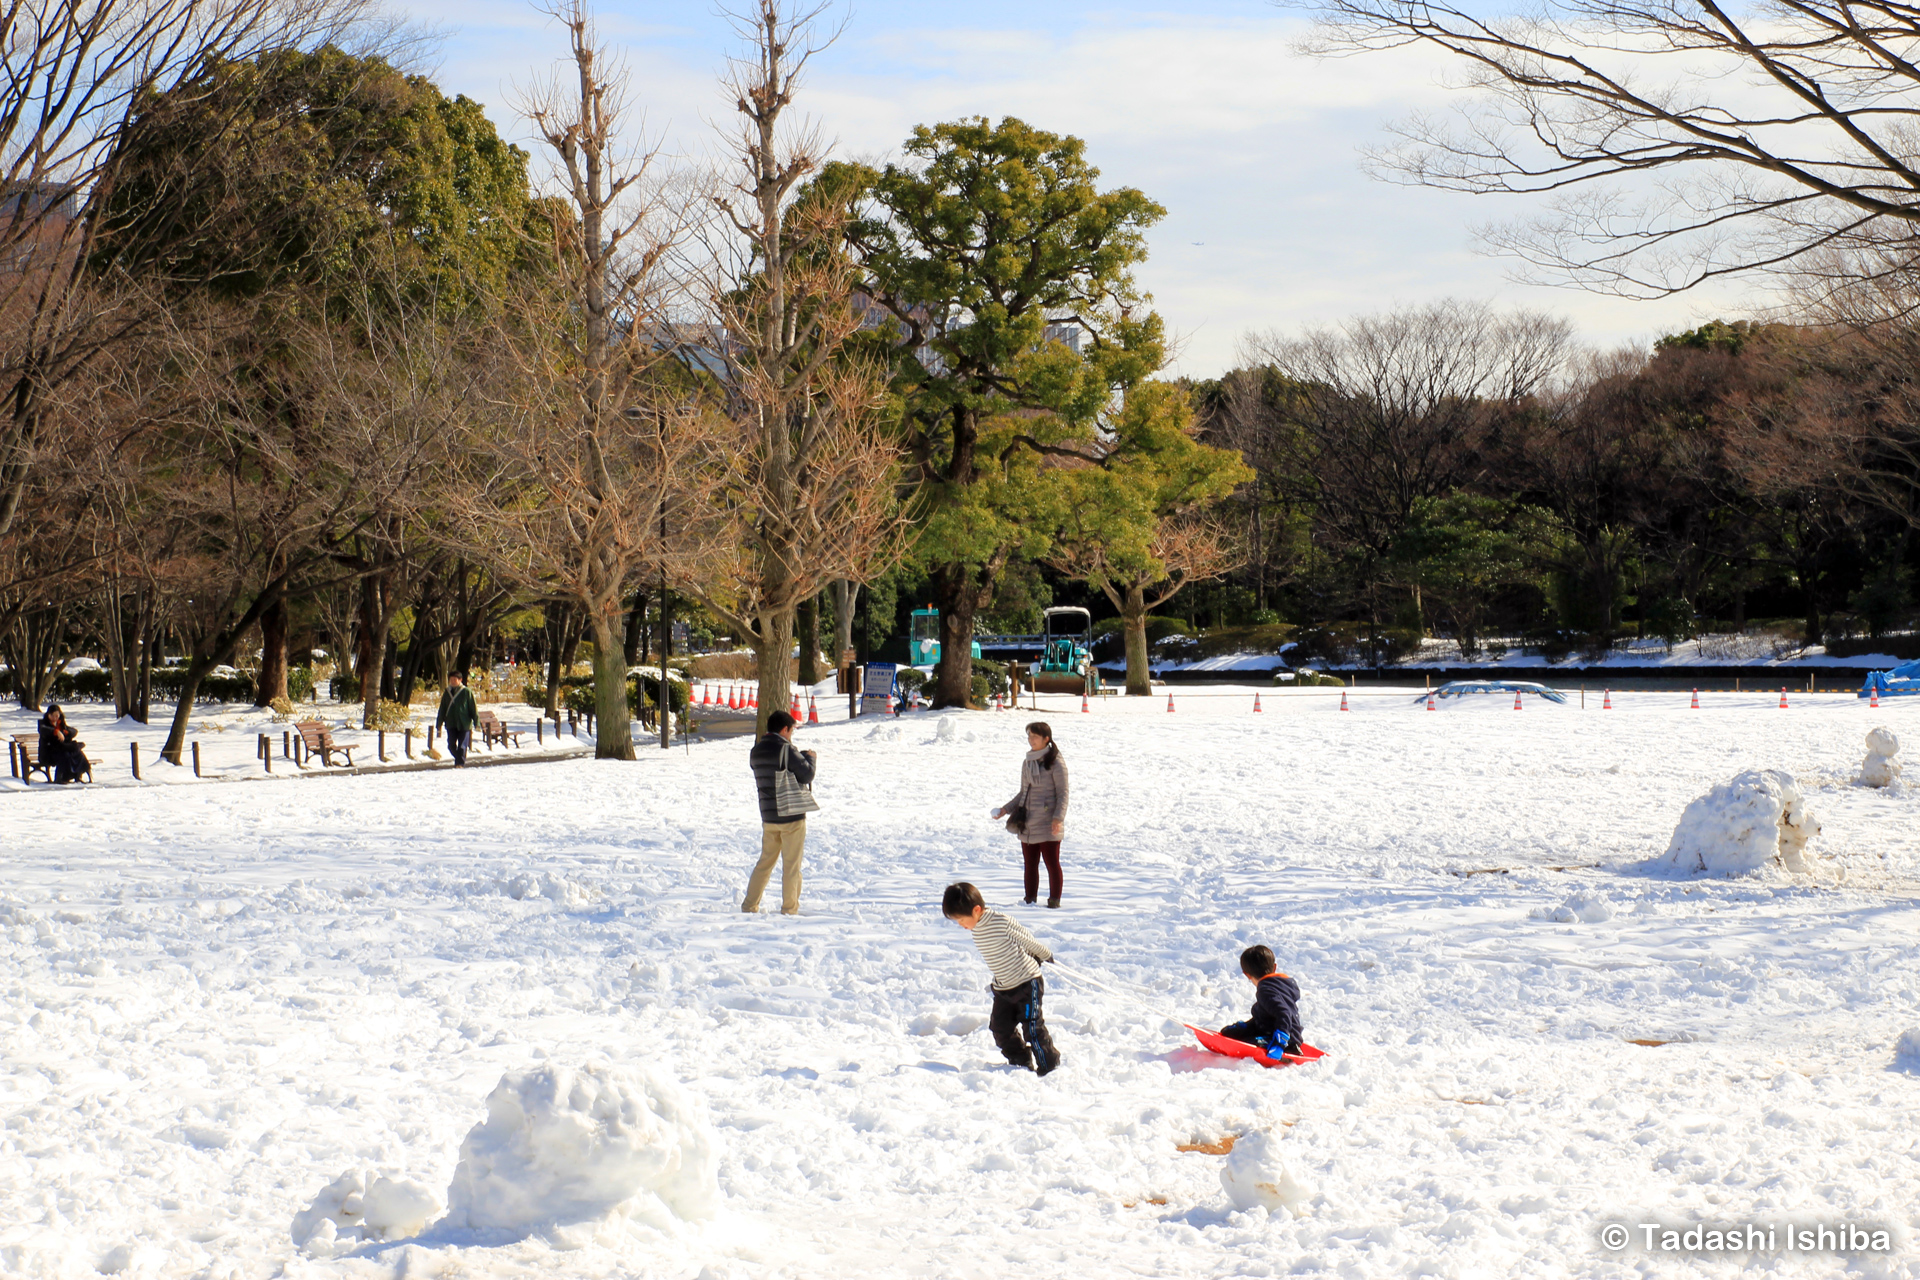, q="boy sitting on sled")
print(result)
[1220,945,1302,1058]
